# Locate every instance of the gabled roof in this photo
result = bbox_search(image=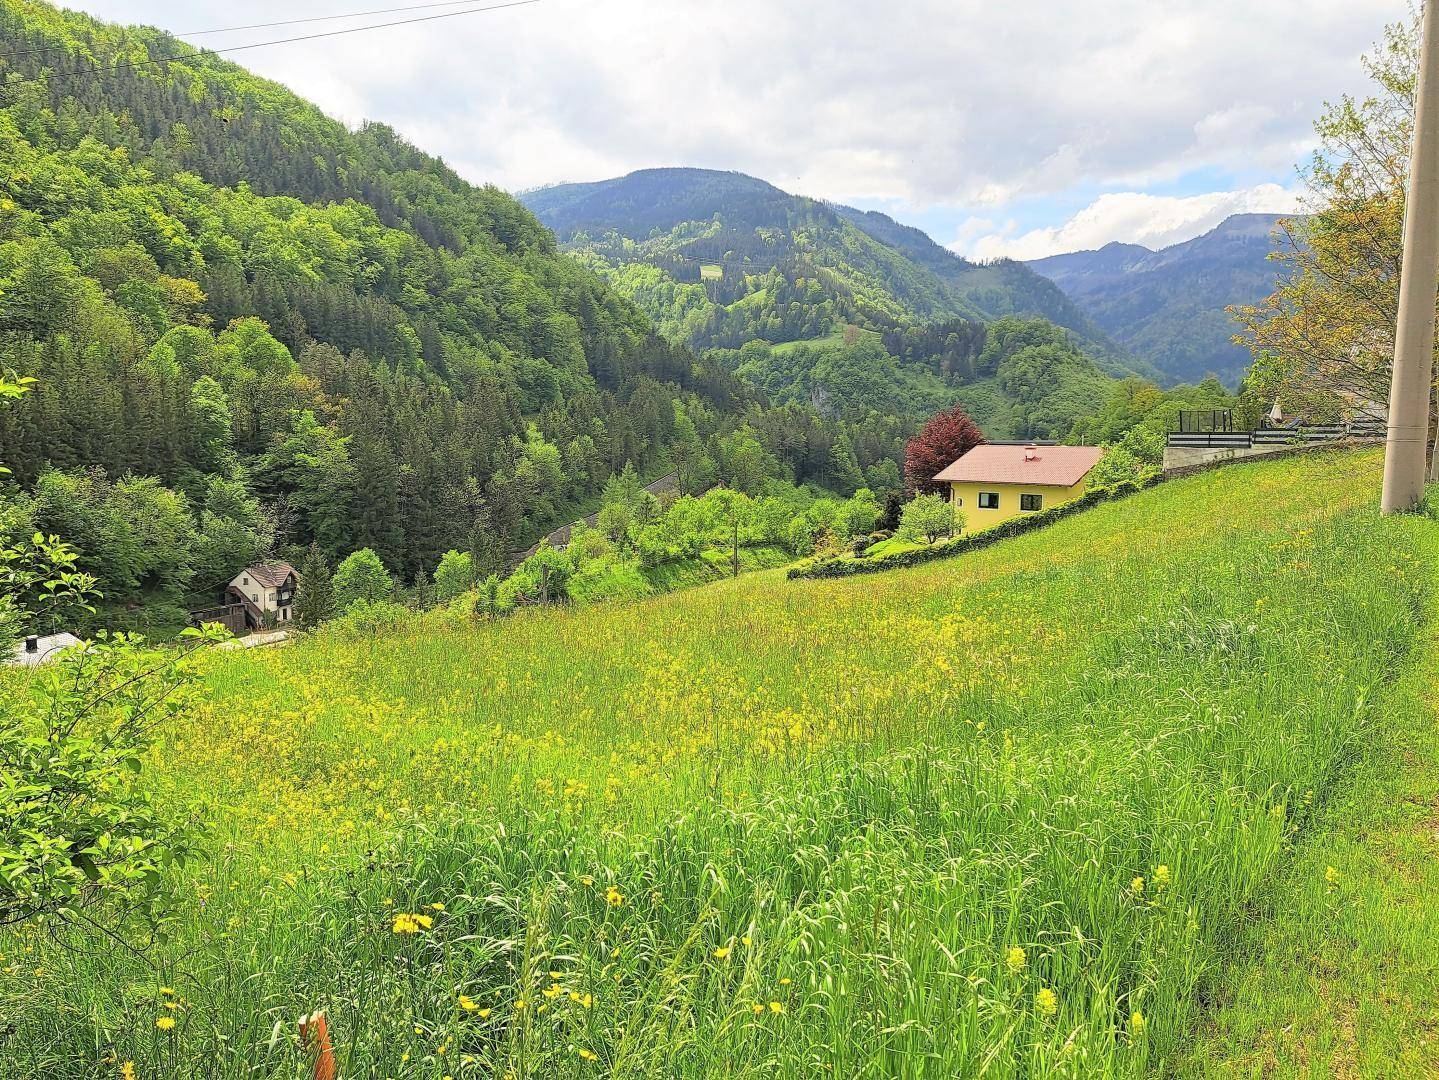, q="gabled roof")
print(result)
[240,562,296,588]
[934,444,1103,487]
